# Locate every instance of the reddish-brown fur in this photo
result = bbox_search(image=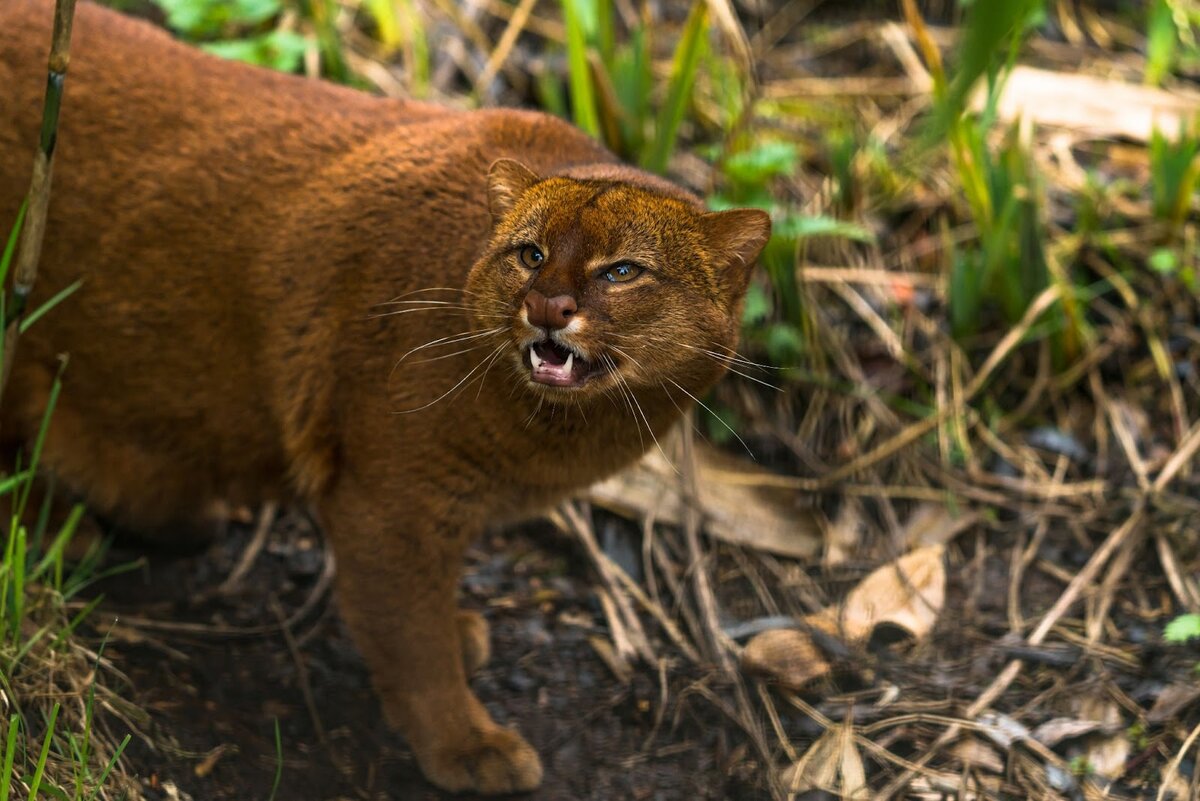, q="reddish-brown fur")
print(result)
[0,1,769,793]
